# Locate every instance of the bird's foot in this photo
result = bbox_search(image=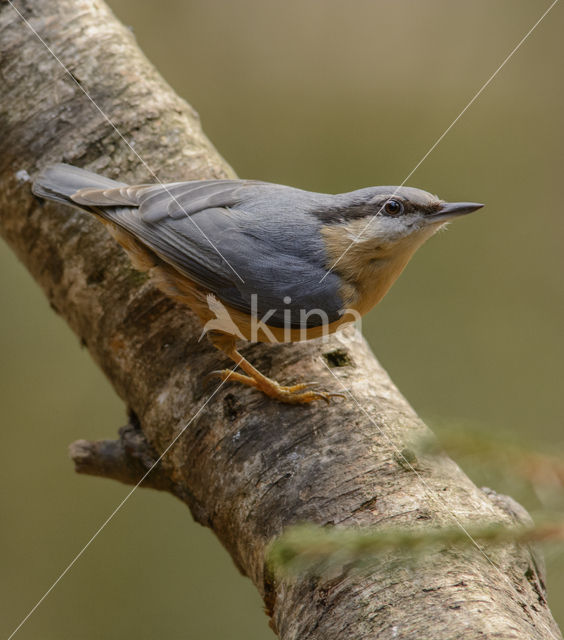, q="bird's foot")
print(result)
[205,369,258,388]
[206,369,344,405]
